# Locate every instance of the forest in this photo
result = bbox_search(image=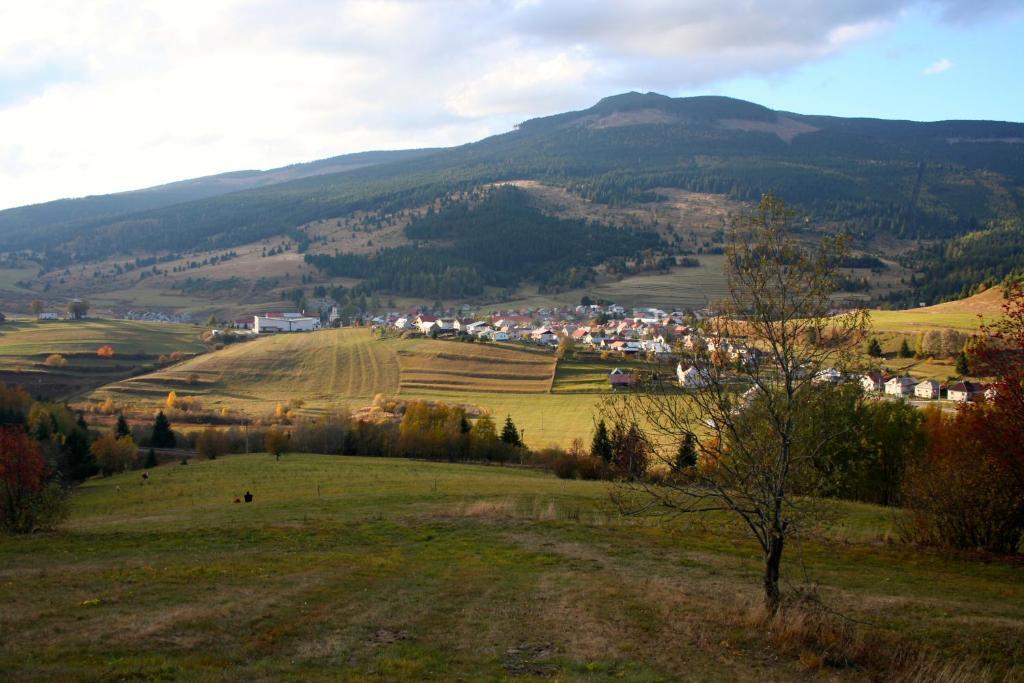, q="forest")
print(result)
[304,187,663,298]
